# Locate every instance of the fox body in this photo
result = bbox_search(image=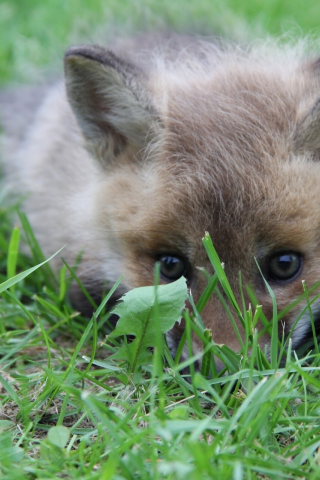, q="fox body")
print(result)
[2,35,320,367]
